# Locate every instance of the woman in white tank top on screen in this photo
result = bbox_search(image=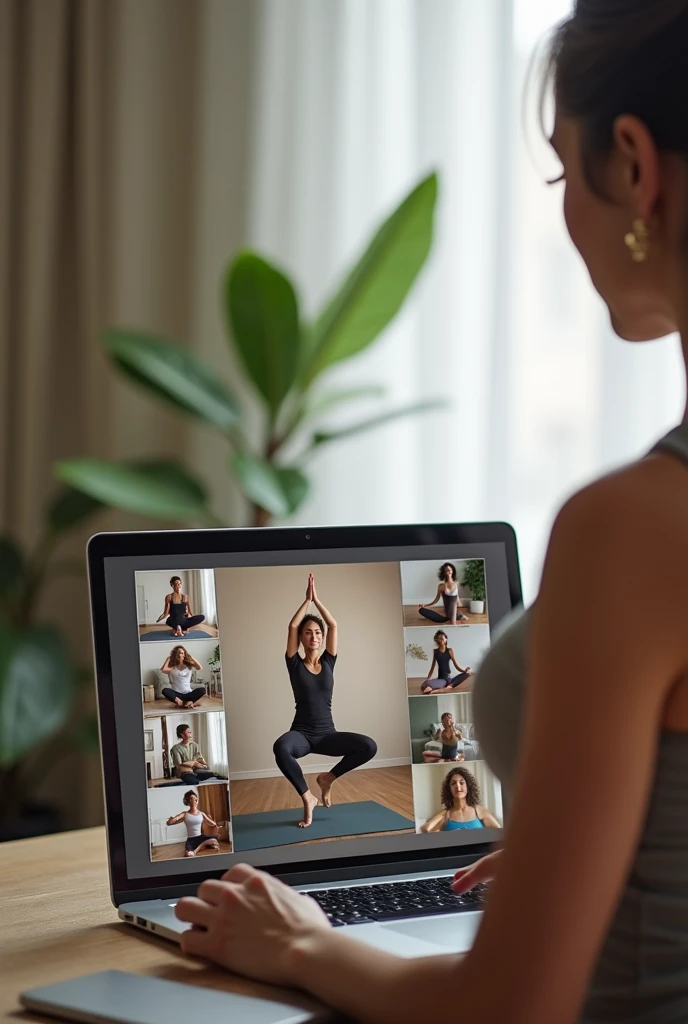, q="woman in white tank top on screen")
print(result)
[166,790,220,858]
[173,4,688,1022]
